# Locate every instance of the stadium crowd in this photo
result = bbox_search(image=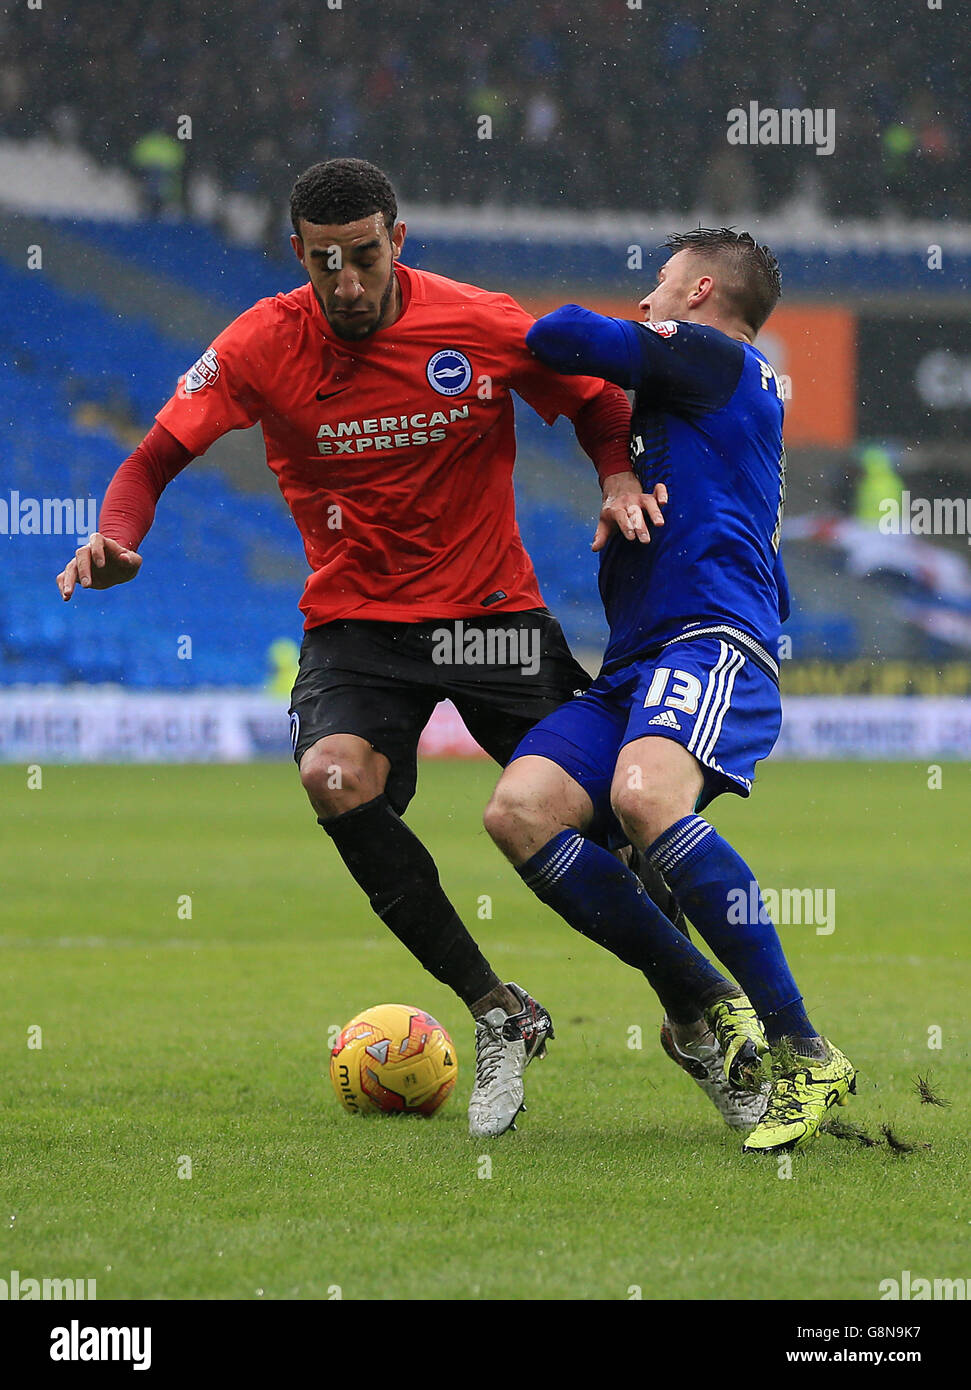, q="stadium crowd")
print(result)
[2,0,964,224]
